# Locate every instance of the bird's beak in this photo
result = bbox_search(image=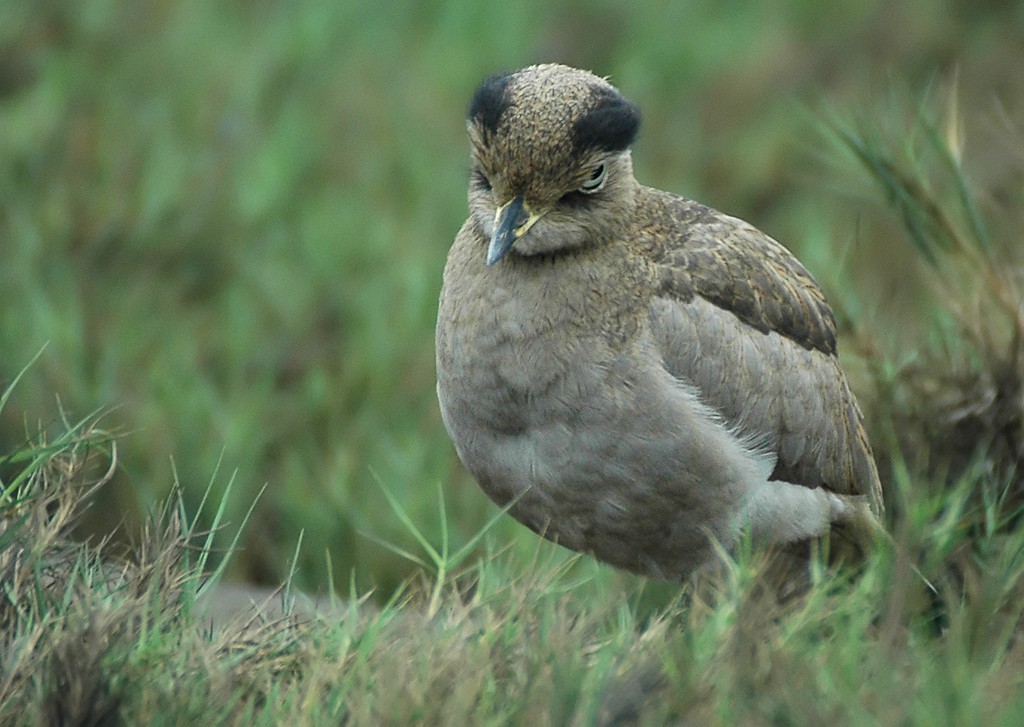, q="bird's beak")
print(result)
[487,195,542,265]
